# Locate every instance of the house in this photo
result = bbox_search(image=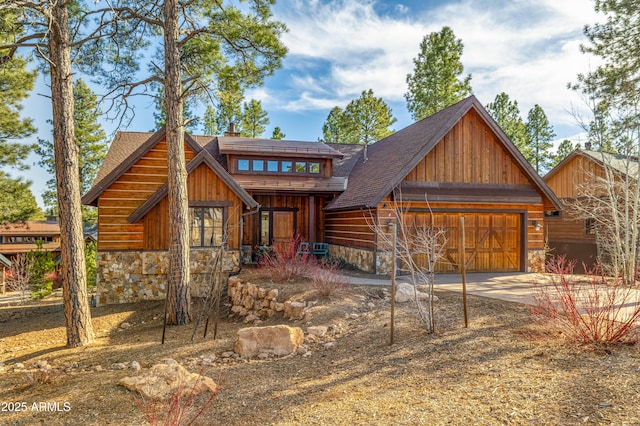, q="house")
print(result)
[0,220,61,258]
[544,147,637,272]
[84,95,561,304]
